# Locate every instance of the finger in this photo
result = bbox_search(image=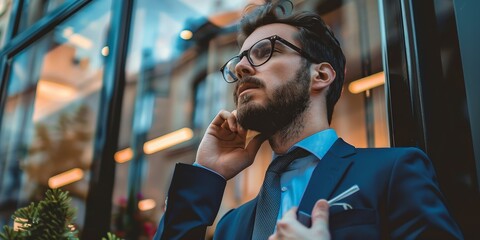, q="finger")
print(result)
[226,111,238,132]
[211,110,232,127]
[311,199,329,231]
[212,110,238,133]
[283,207,298,220]
[277,207,305,233]
[230,110,240,132]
